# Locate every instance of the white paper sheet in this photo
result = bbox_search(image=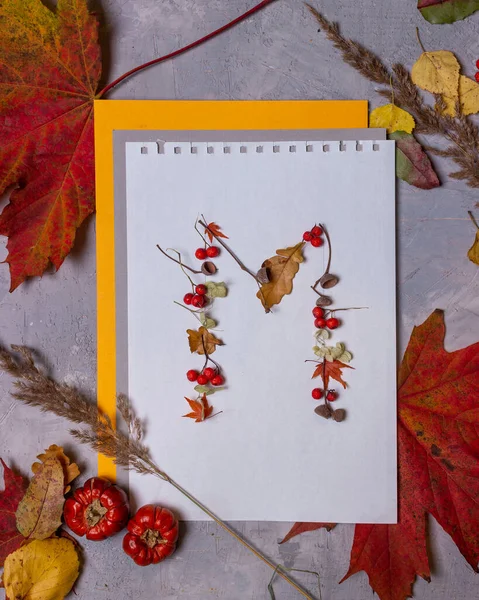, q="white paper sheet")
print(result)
[124,139,397,523]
